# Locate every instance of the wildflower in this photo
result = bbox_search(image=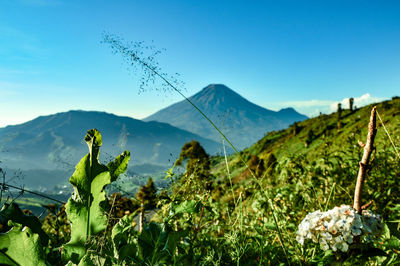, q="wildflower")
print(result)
[296,205,382,252]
